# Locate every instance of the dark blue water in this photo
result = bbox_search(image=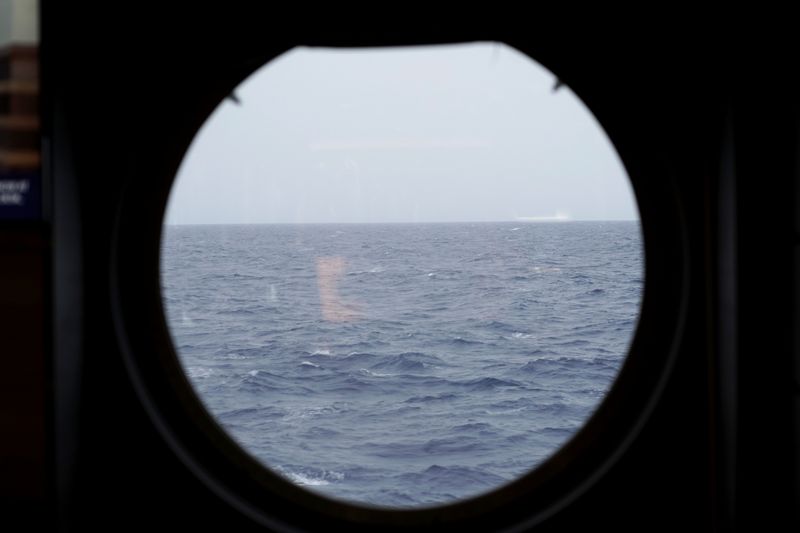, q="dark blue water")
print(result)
[160,221,642,507]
